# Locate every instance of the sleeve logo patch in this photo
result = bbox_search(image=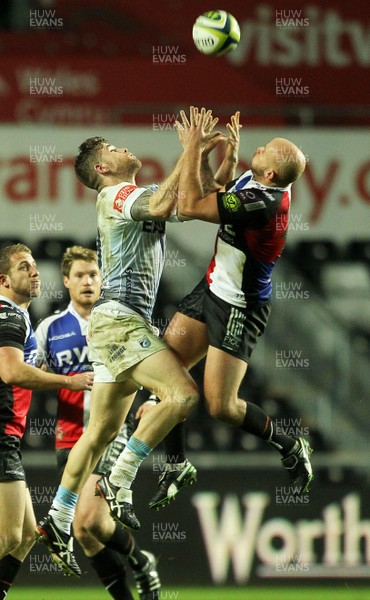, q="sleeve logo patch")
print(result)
[113,185,137,213]
[223,192,241,212]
